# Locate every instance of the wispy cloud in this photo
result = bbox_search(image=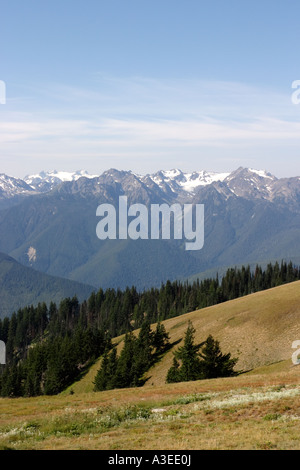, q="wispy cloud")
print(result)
[1,76,300,177]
